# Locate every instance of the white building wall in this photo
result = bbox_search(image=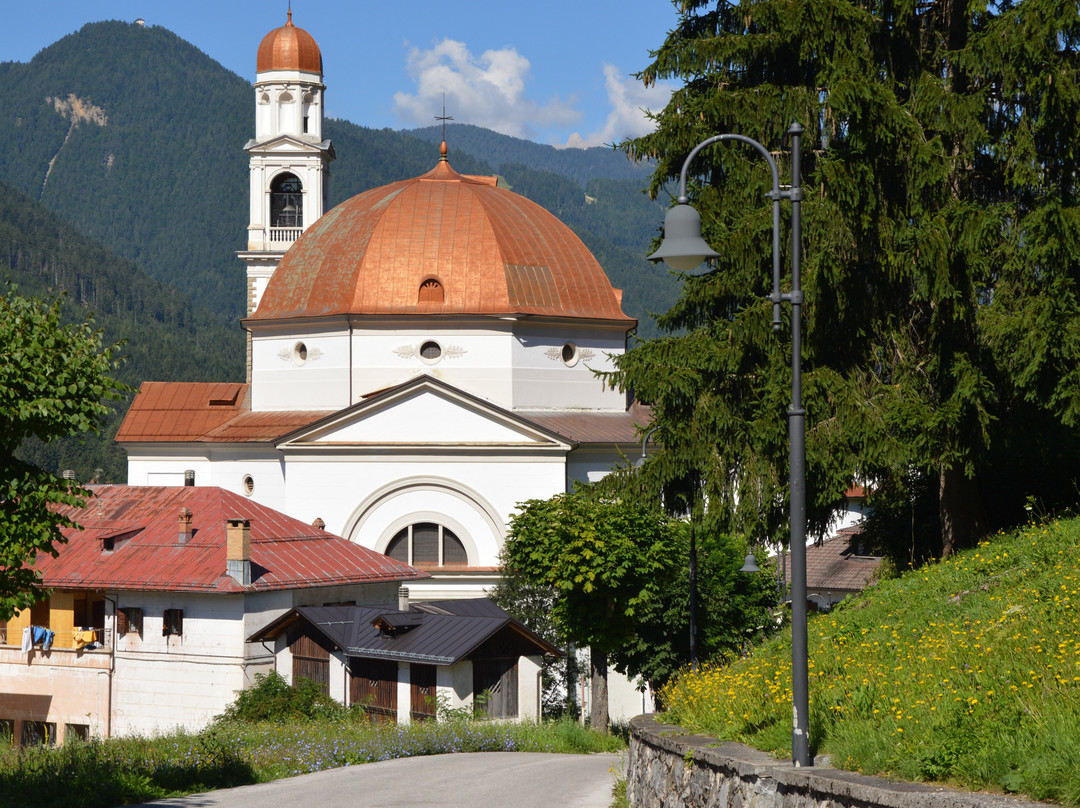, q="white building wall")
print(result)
[510,324,627,412]
[111,593,247,736]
